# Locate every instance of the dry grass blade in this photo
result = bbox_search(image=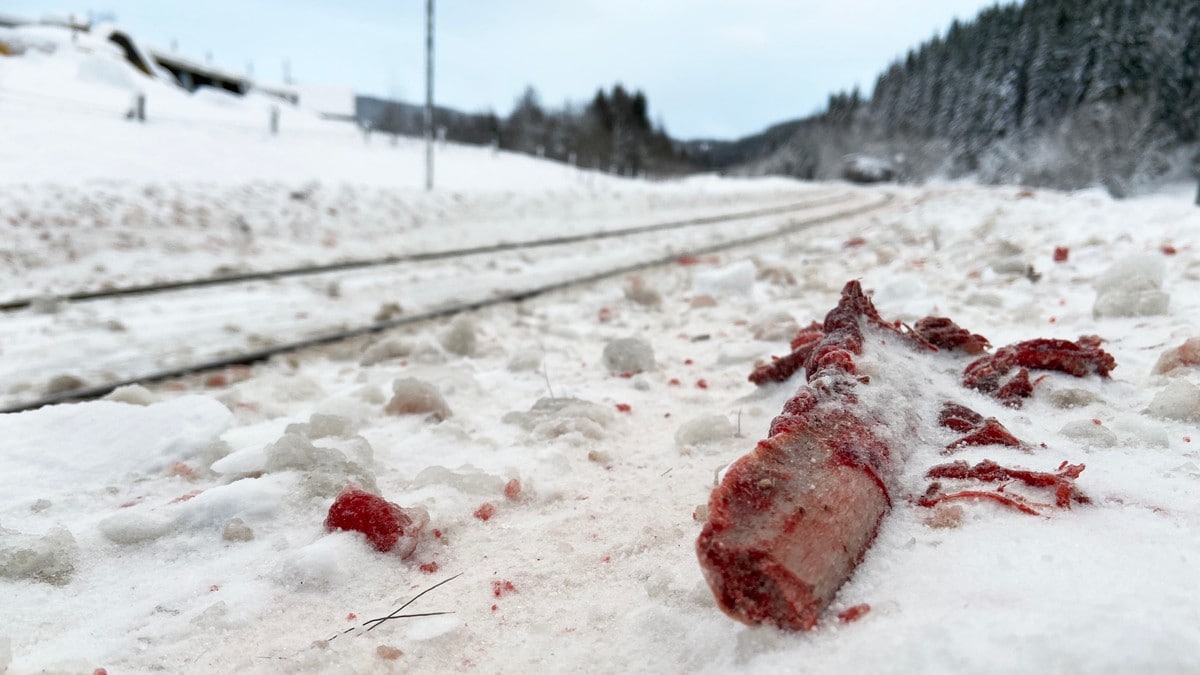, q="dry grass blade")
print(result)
[327,573,462,642]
